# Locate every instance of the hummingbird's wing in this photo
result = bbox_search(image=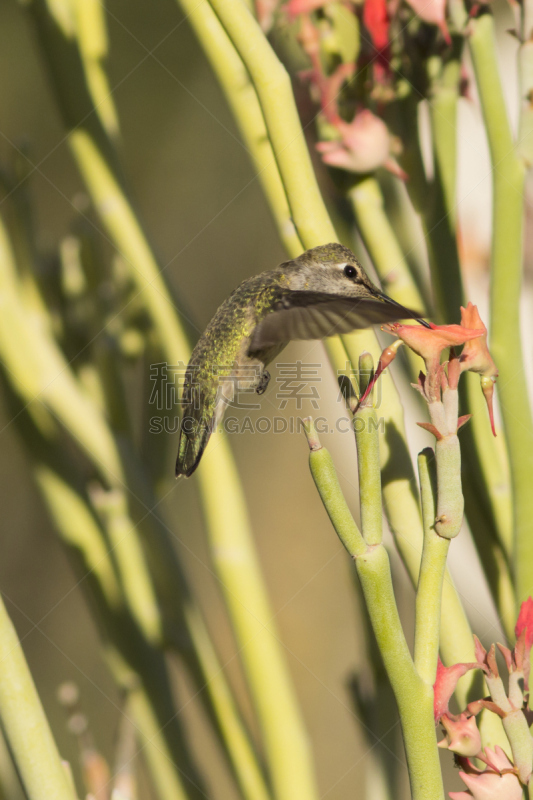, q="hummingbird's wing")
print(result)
[250,291,422,350]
